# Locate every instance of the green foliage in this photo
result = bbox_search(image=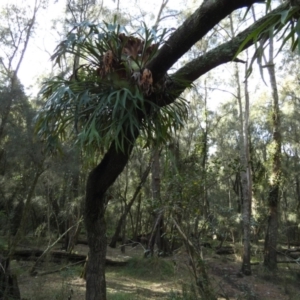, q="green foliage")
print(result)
[60,264,83,278]
[237,2,300,77]
[121,257,174,280]
[0,233,7,251]
[35,20,188,154]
